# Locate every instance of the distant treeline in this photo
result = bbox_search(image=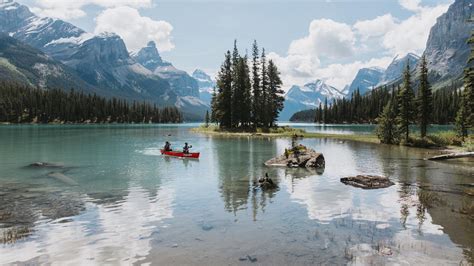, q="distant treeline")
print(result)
[0,82,182,124]
[289,83,462,125]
